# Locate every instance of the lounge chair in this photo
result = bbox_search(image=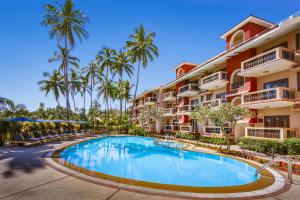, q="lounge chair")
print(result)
[11,132,39,146]
[22,132,44,144]
[42,131,59,141]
